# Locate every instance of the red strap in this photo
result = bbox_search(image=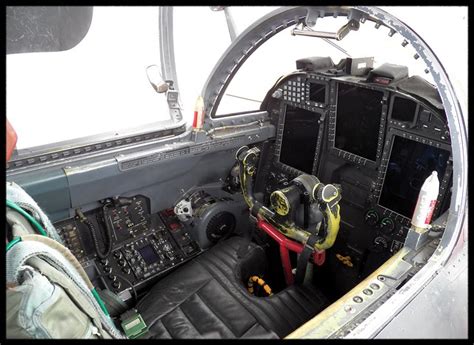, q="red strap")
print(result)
[6,119,18,162]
